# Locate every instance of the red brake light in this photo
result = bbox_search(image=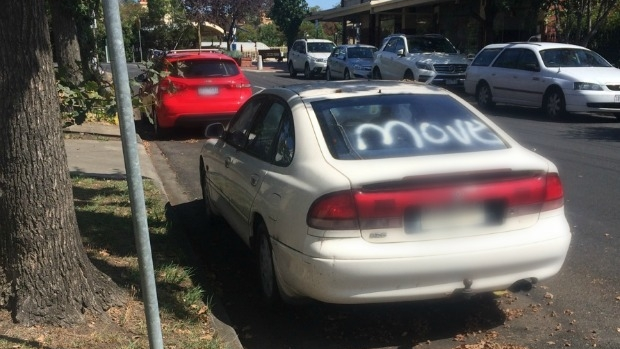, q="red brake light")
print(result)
[542,173,564,211]
[307,191,359,230]
[159,78,188,93]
